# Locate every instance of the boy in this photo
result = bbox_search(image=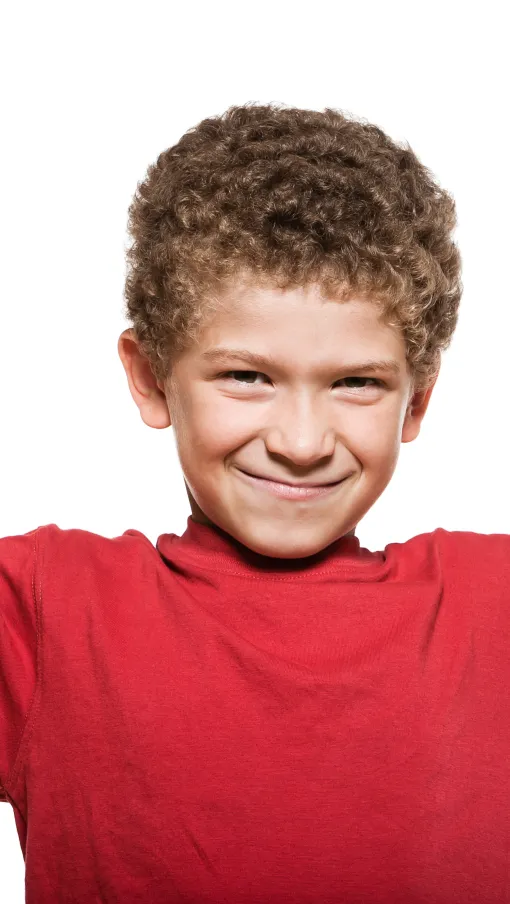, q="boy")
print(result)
[1,102,509,903]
